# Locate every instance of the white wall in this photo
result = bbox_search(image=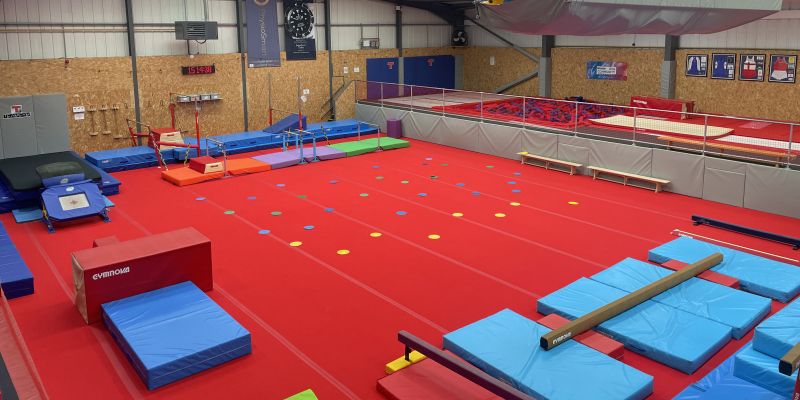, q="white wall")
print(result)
[0,0,450,60]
